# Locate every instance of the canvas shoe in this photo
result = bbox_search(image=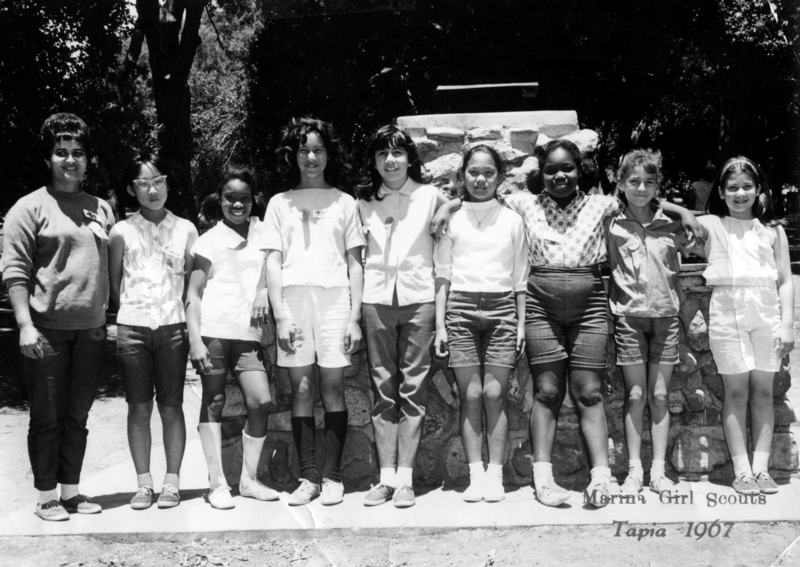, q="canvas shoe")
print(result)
[732,473,760,496]
[535,478,571,507]
[364,484,394,507]
[754,472,778,495]
[462,481,483,503]
[585,476,611,508]
[208,486,235,509]
[130,486,155,510]
[320,479,344,506]
[288,479,320,506]
[239,478,280,501]
[620,475,643,497]
[157,484,181,508]
[392,485,416,508]
[649,476,675,495]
